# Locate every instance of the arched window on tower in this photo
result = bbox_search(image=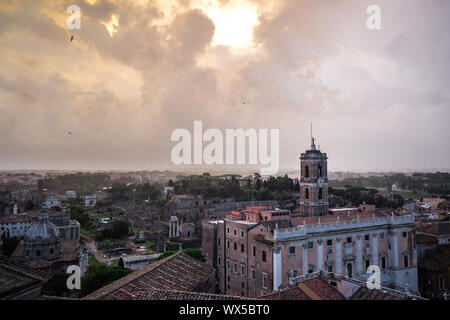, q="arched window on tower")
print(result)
[305,166,309,178]
[319,165,322,177]
[318,188,323,200]
[305,188,309,200]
